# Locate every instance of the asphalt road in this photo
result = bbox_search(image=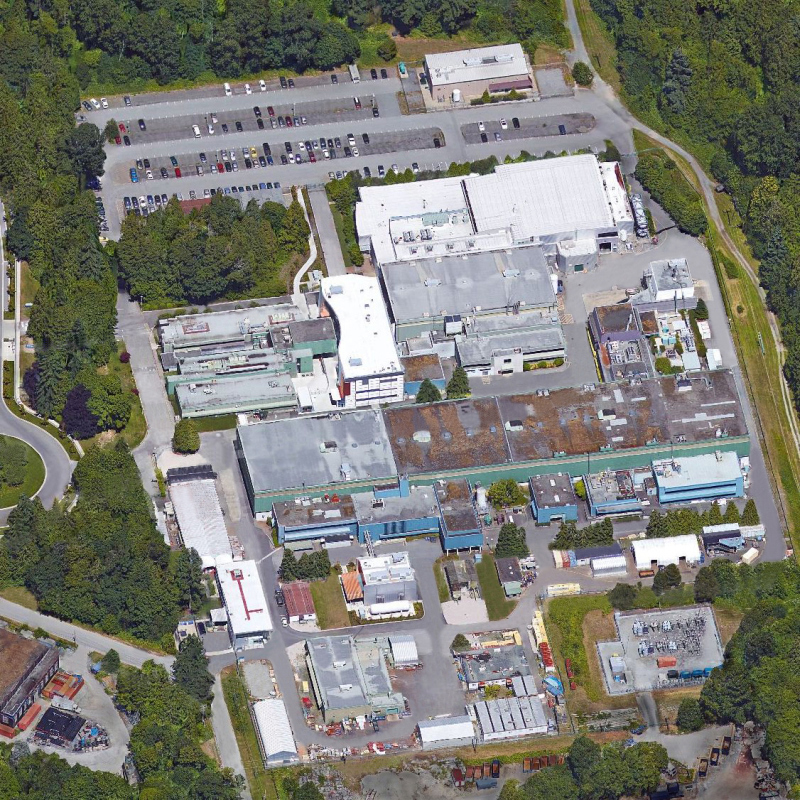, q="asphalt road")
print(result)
[0,200,75,524]
[308,188,346,277]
